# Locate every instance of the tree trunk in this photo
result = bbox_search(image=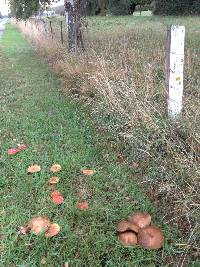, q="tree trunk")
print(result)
[64,0,85,53]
